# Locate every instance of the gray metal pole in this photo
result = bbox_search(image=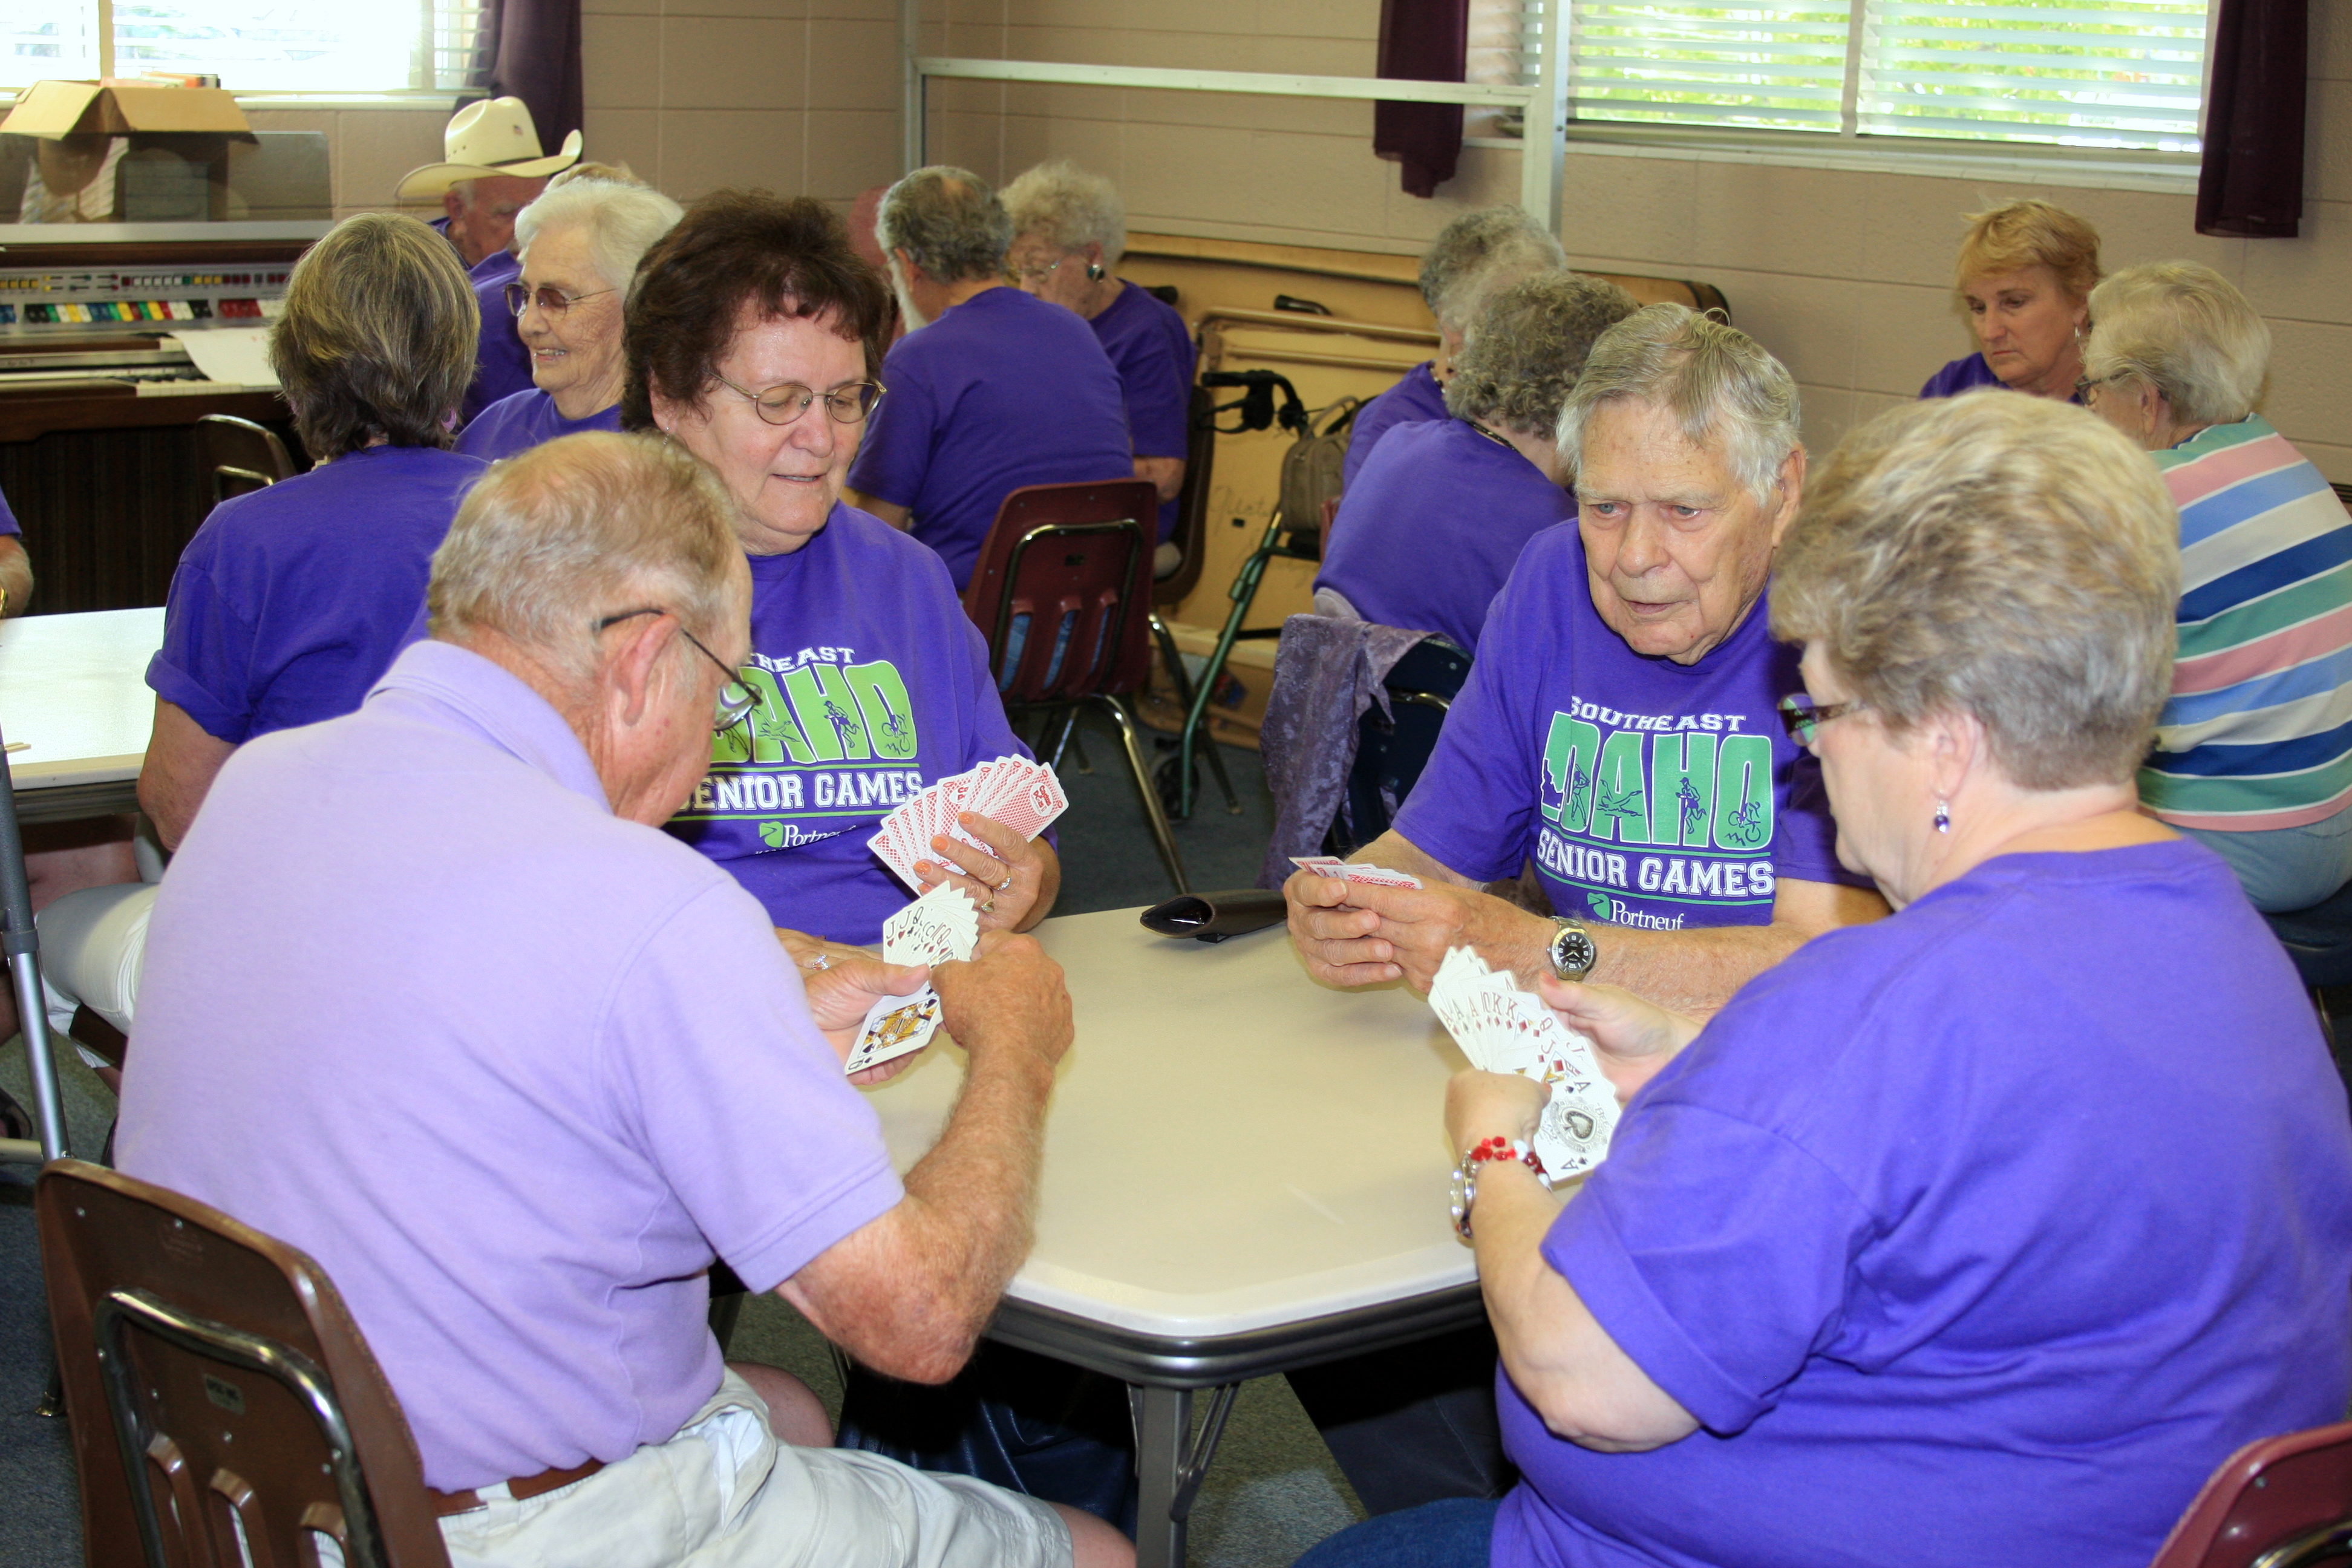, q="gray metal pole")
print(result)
[0,714,70,1165]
